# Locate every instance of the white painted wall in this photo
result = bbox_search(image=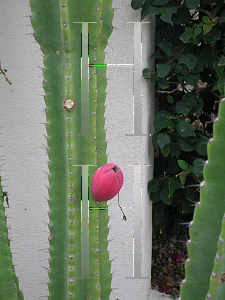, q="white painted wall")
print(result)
[0,1,167,299]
